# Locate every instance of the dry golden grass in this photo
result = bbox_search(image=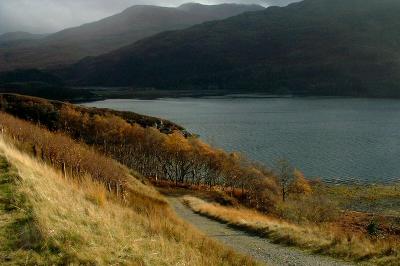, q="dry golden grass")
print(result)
[183,196,400,265]
[0,137,258,266]
[325,184,400,216]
